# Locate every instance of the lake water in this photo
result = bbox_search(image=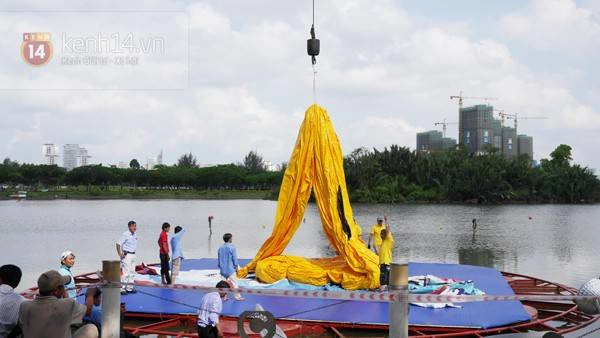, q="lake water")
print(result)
[1,199,599,293]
